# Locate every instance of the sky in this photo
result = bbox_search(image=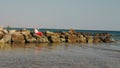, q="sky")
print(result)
[0,0,120,30]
